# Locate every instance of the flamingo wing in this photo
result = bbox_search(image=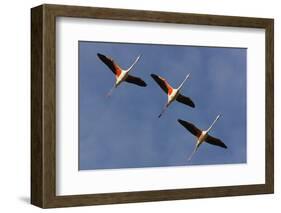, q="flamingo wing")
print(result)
[97,53,122,77]
[205,135,227,149]
[125,75,147,87]
[151,74,173,95]
[177,119,202,137]
[176,94,195,108]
